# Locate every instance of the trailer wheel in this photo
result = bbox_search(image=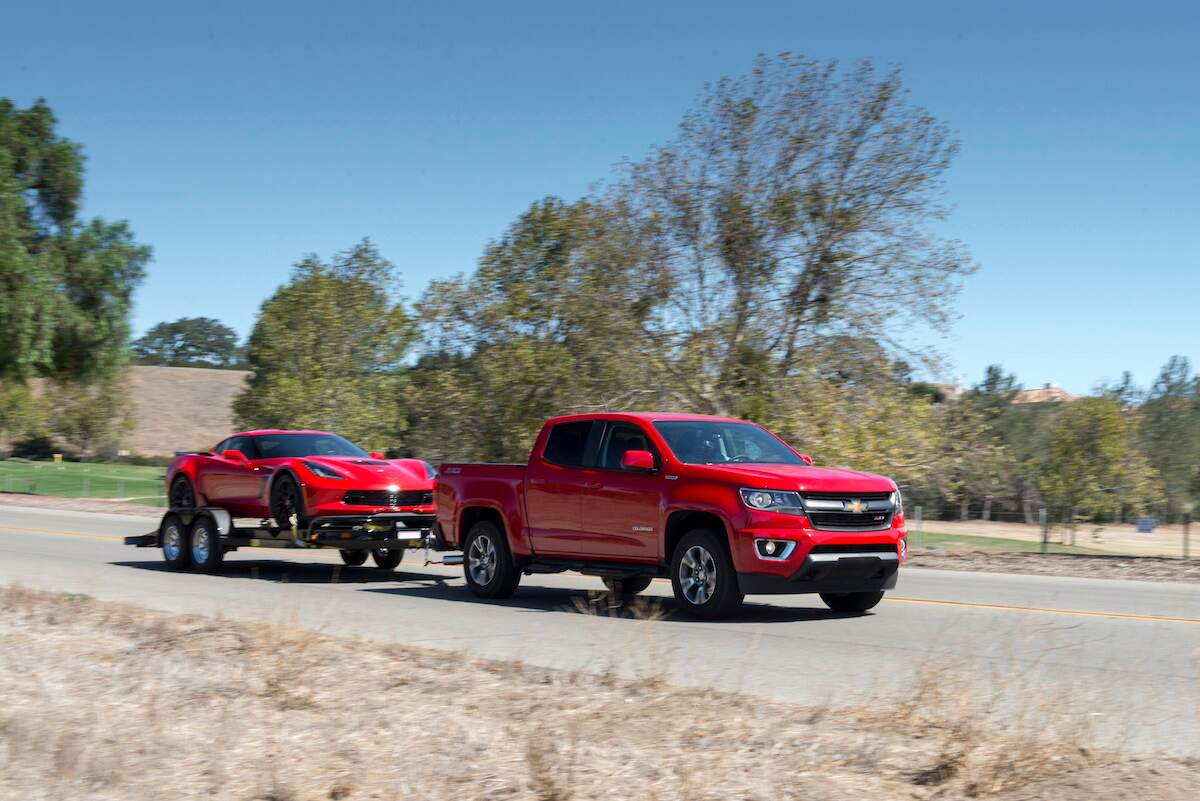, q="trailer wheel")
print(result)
[161,515,191,570]
[602,575,654,598]
[190,517,225,573]
[340,549,368,566]
[463,521,521,599]
[371,548,403,570]
[819,591,884,614]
